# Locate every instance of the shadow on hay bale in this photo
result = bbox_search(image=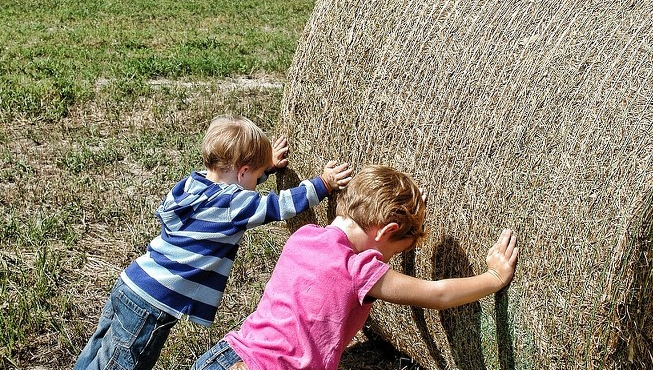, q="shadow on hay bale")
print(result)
[277,0,653,368]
